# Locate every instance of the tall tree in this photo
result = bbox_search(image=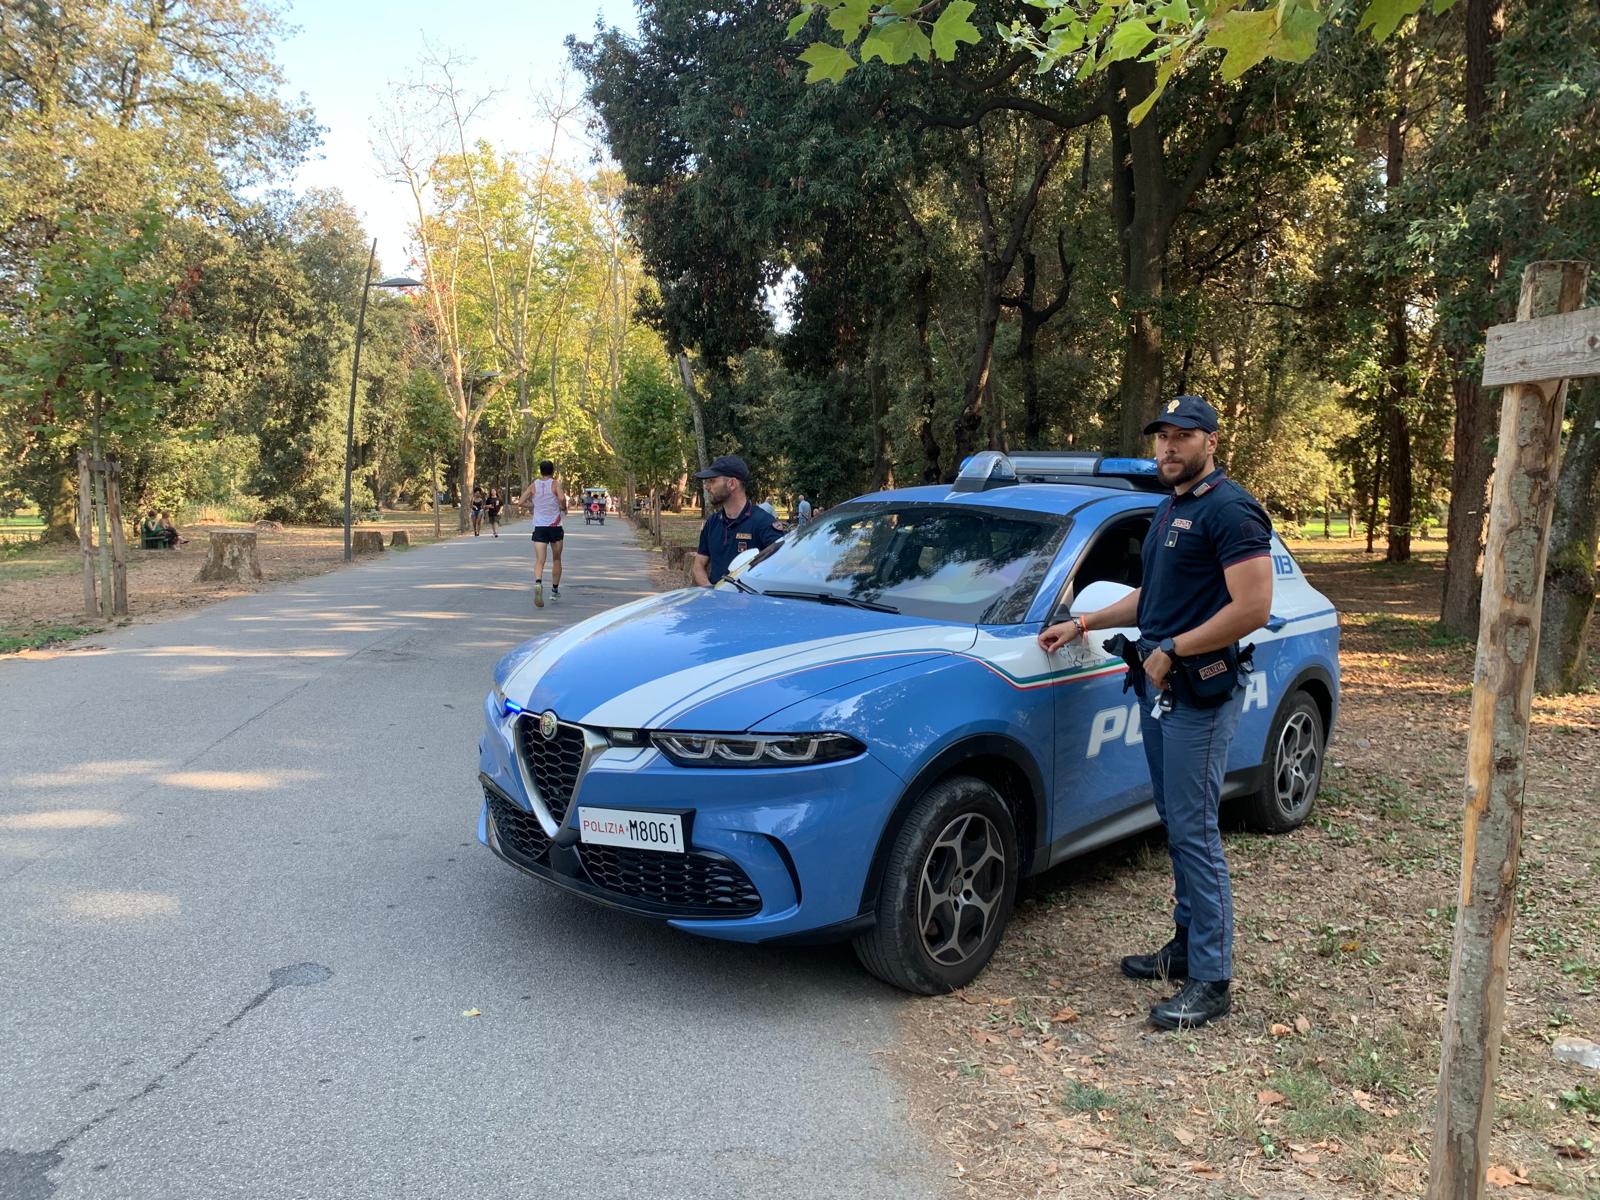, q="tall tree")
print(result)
[0,0,313,539]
